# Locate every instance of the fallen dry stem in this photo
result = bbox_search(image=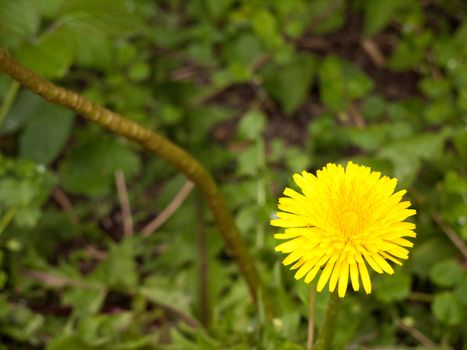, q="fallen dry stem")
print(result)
[142,181,195,236]
[115,170,134,237]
